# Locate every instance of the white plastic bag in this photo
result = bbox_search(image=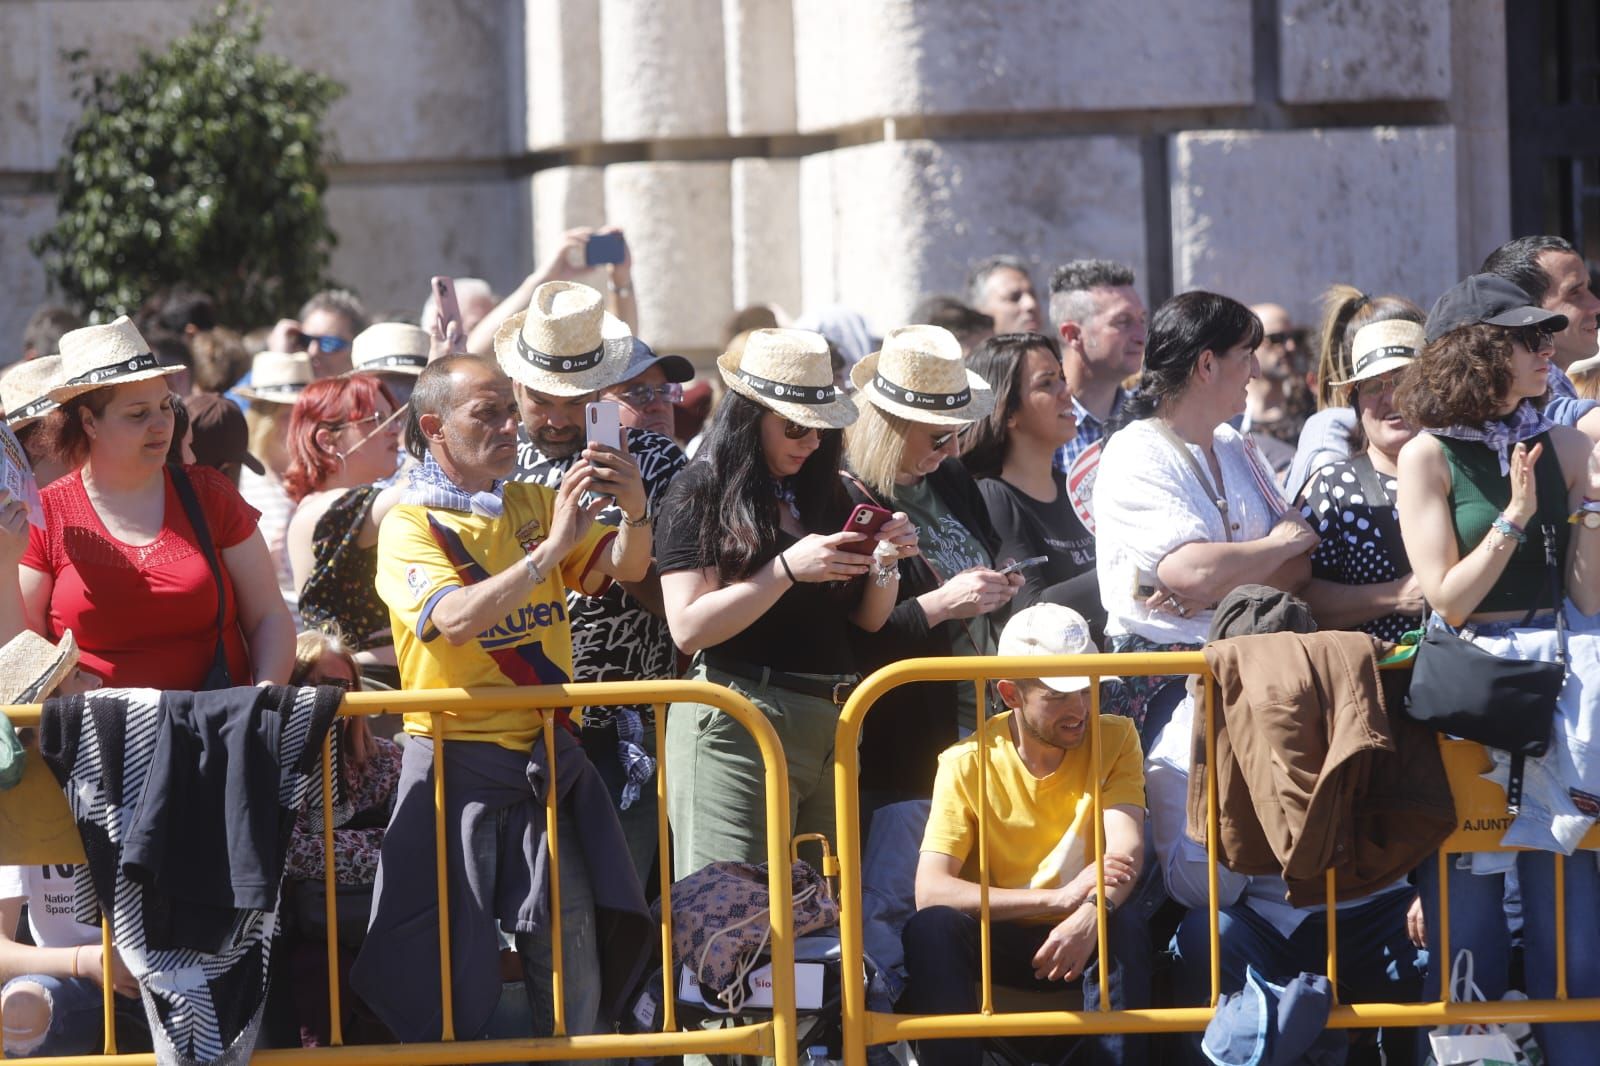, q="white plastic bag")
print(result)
[1427,951,1543,1066]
